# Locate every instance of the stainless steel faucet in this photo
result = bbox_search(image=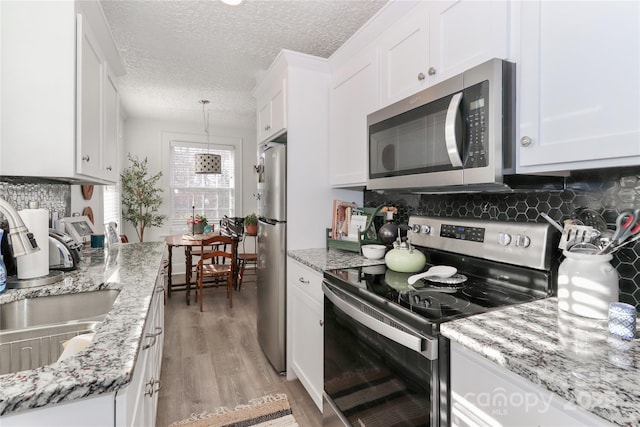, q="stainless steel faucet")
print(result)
[0,197,40,257]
